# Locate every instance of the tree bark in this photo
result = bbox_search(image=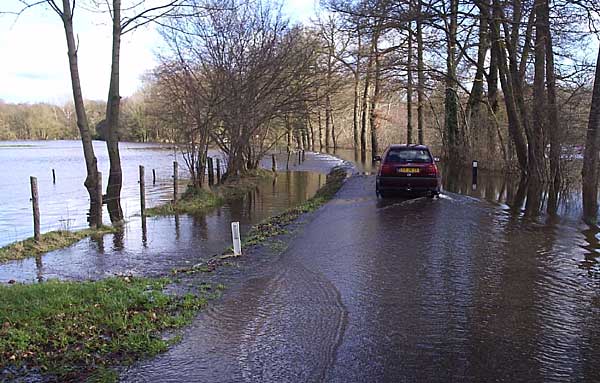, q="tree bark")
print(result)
[105,0,124,224]
[466,5,489,124]
[407,20,414,145]
[361,52,373,161]
[544,0,561,215]
[416,0,425,145]
[582,47,600,223]
[353,27,362,150]
[444,0,460,161]
[488,0,528,171]
[369,33,381,157]
[526,0,547,216]
[59,0,100,227]
[325,94,332,150]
